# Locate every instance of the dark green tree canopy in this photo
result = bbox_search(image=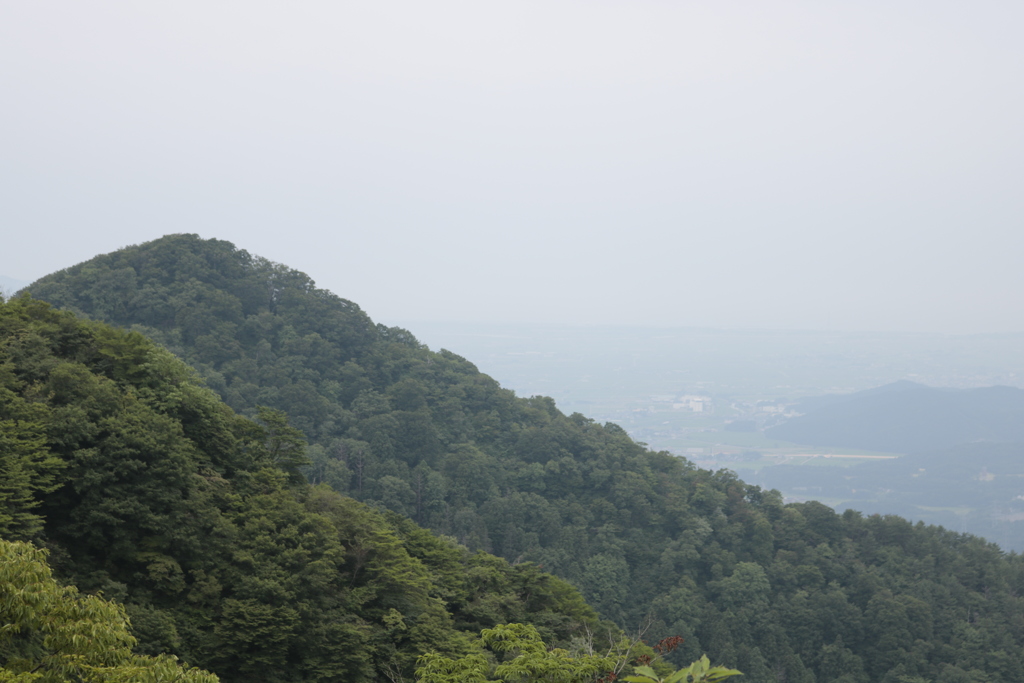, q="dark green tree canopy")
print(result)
[0,295,609,683]
[20,234,1024,683]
